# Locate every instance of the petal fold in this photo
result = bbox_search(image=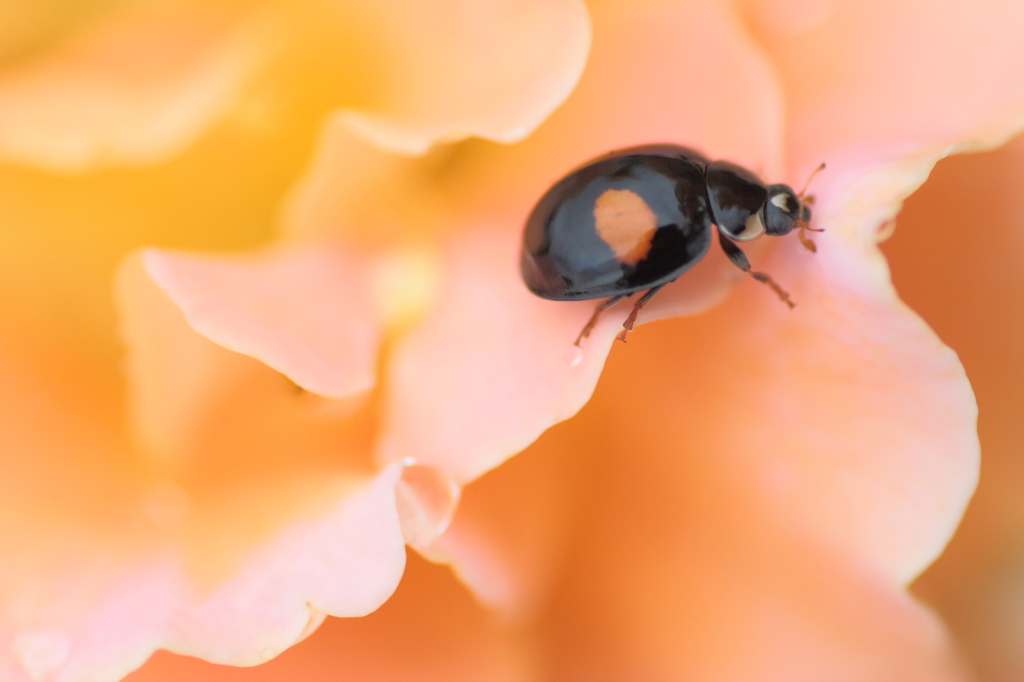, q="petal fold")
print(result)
[329,0,590,154]
[746,0,1024,174]
[130,246,380,400]
[0,466,406,682]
